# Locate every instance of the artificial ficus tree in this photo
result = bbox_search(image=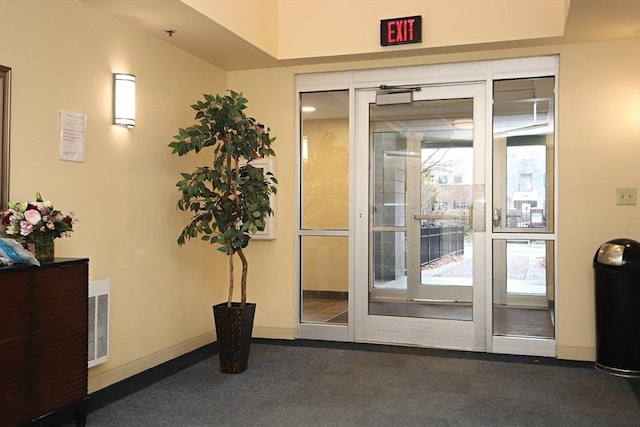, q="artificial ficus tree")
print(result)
[169,91,277,307]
